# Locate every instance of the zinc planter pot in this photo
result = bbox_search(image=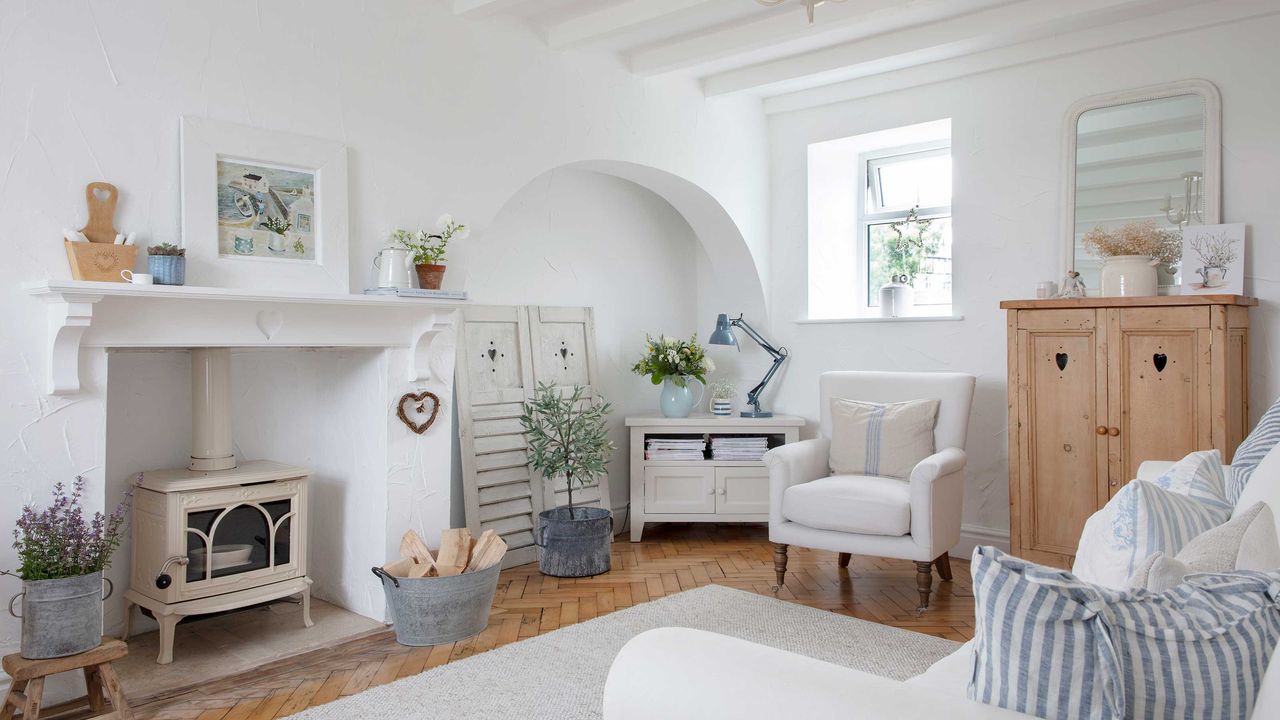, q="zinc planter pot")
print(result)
[415,263,446,290]
[148,255,186,285]
[659,376,704,418]
[1100,255,1159,297]
[535,506,613,578]
[9,572,111,659]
